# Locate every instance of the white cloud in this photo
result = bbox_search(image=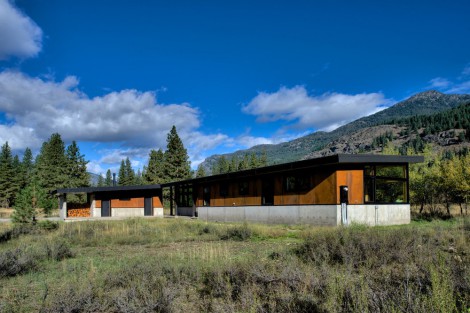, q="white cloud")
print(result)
[242,86,390,131]
[0,70,234,171]
[0,0,42,60]
[0,71,203,149]
[446,81,470,94]
[429,77,451,89]
[428,65,470,94]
